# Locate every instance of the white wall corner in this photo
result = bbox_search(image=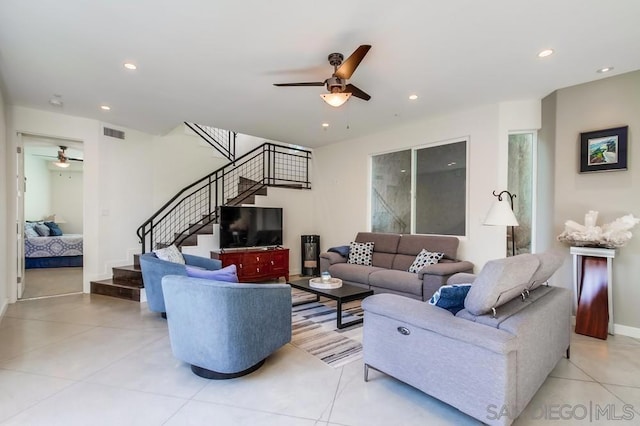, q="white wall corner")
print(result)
[613,324,640,339]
